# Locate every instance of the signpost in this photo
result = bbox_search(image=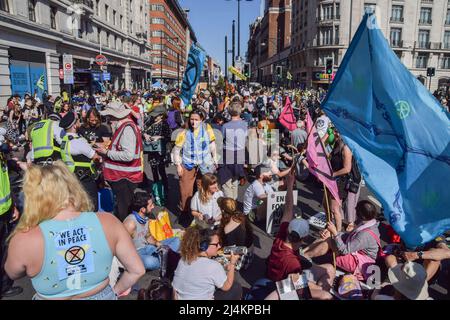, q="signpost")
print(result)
[63,54,74,84]
[95,54,108,66]
[266,191,299,235]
